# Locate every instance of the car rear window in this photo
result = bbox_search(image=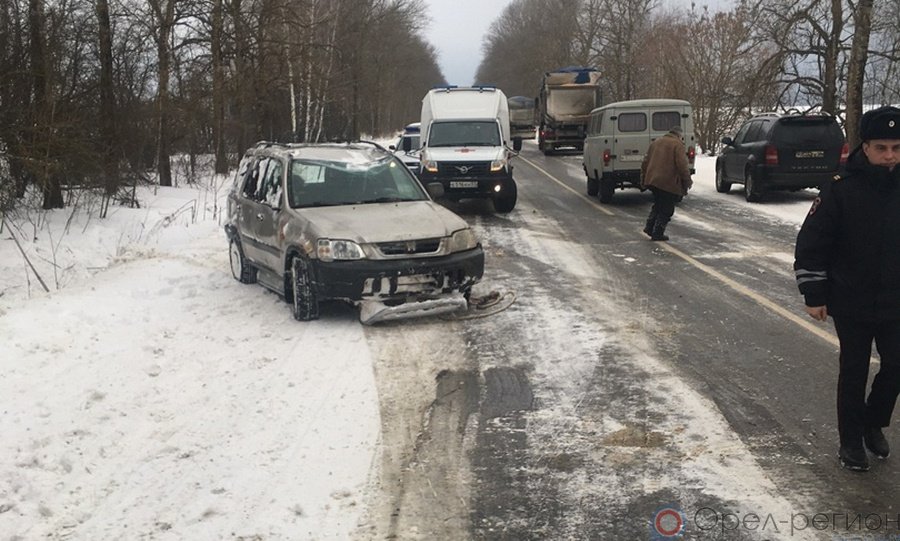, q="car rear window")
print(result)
[652,111,681,131]
[773,118,843,145]
[618,113,647,132]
